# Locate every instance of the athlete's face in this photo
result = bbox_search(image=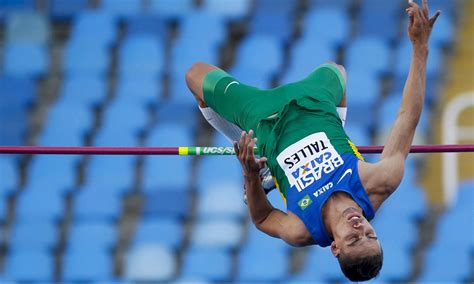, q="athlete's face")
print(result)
[330,207,381,258]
